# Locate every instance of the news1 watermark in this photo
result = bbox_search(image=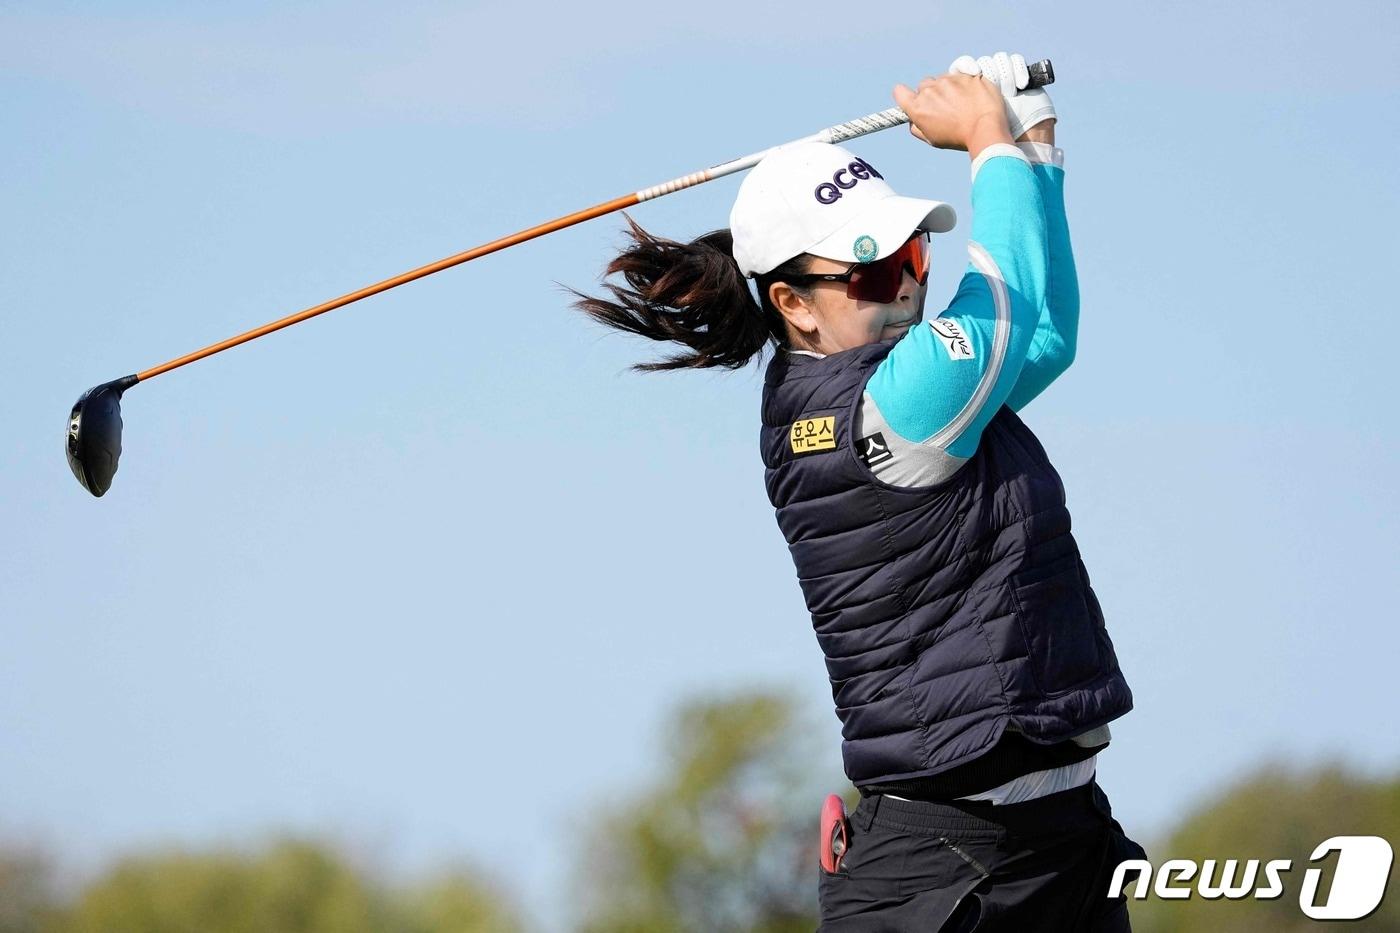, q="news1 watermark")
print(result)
[1109,836,1394,920]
